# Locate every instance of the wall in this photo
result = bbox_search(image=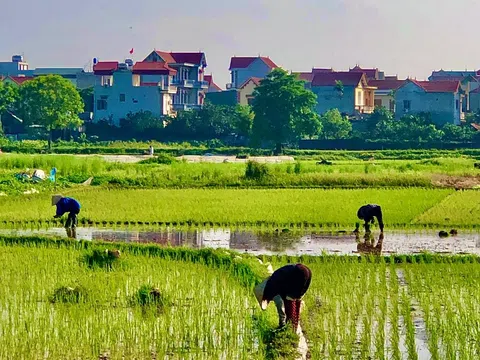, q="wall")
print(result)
[238,80,257,105]
[93,71,168,125]
[232,58,271,88]
[395,82,459,125]
[205,90,239,106]
[470,92,480,112]
[311,86,356,115]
